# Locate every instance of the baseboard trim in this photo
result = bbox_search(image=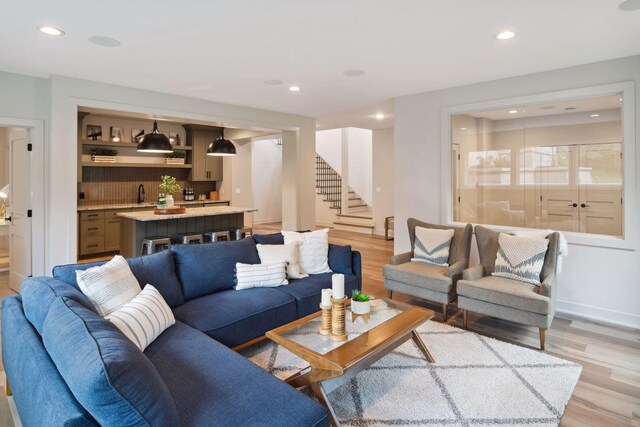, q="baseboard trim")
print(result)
[315,221,334,228]
[555,300,640,329]
[252,218,283,225]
